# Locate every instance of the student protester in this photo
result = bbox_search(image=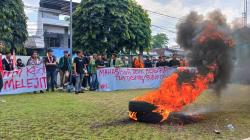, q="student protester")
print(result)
[179,56,189,67]
[0,42,4,92]
[96,54,105,68]
[156,56,169,67]
[169,54,180,68]
[162,56,169,66]
[2,51,14,71]
[102,55,109,67]
[144,56,153,68]
[110,53,124,67]
[59,50,72,89]
[44,49,57,92]
[27,51,44,93]
[156,56,163,67]
[89,54,99,91]
[133,54,144,68]
[82,52,90,90]
[132,57,137,68]
[73,50,85,94]
[121,56,129,67]
[17,58,25,69]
